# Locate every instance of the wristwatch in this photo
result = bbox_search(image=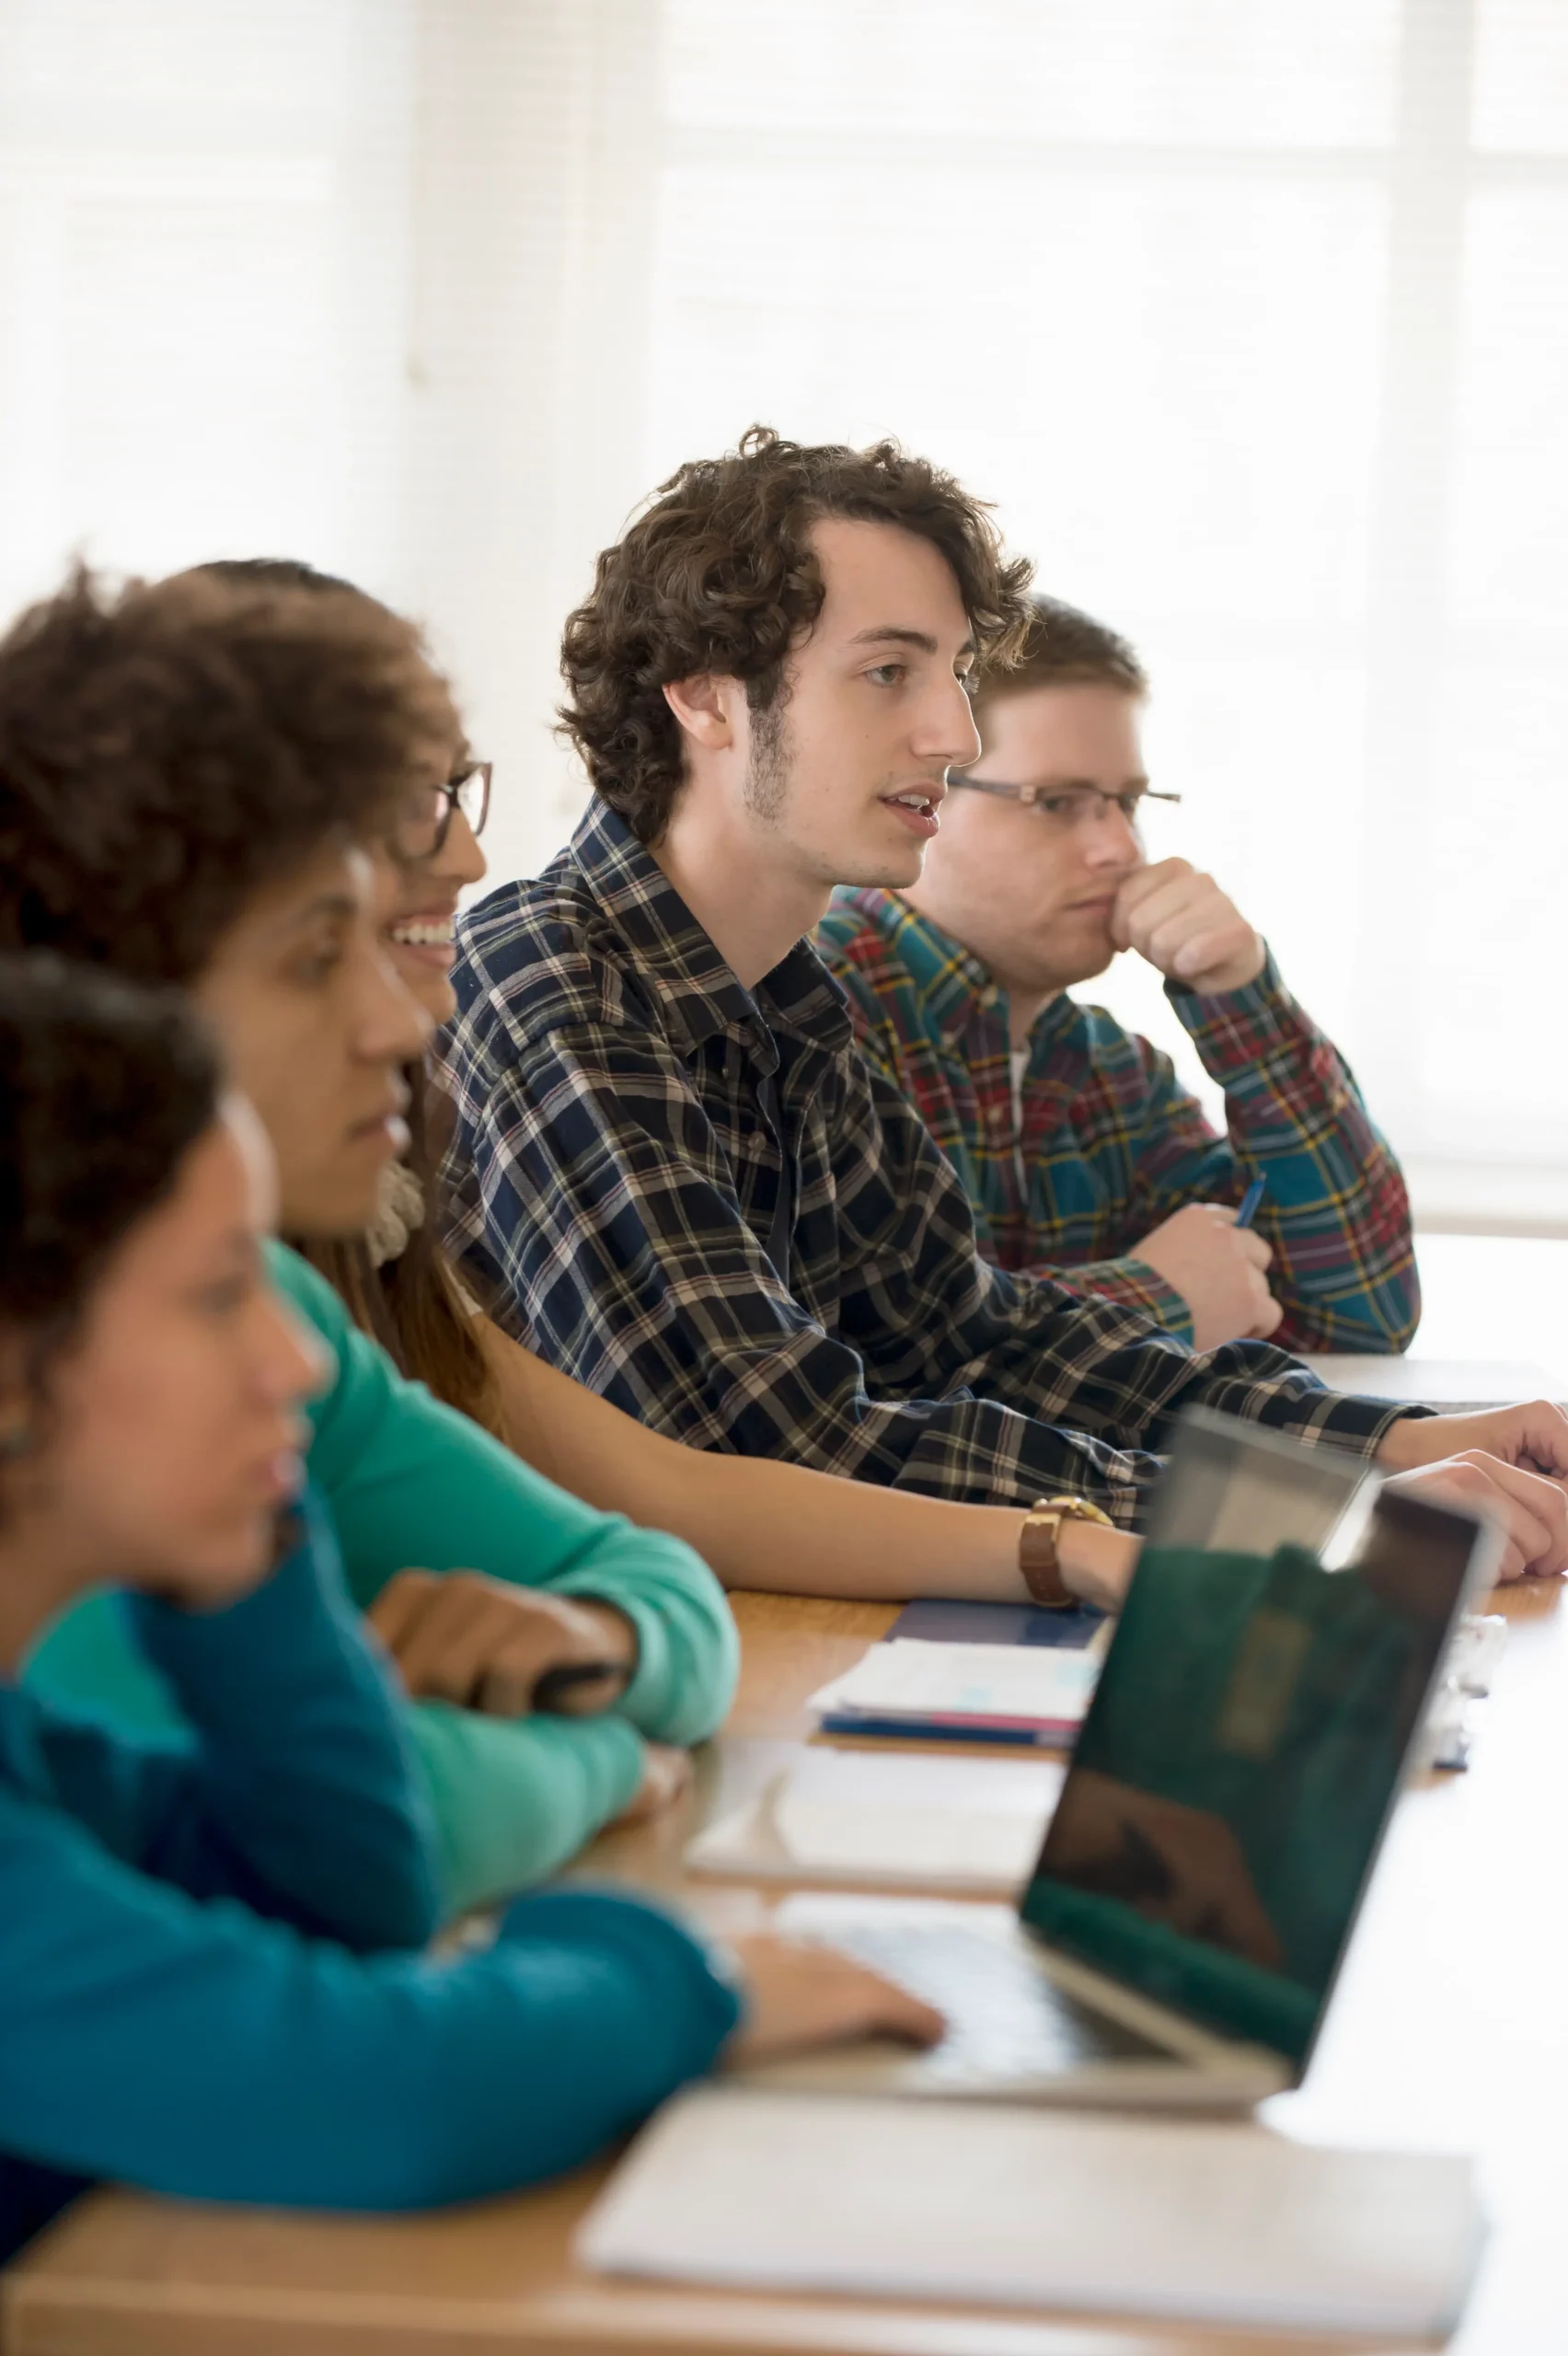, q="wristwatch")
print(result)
[1019,1495,1114,1608]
